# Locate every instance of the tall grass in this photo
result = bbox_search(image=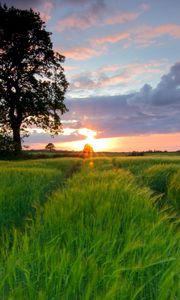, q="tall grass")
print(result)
[0,159,180,299]
[114,157,180,209]
[113,156,180,175]
[142,164,179,194]
[168,170,180,211]
[0,158,81,231]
